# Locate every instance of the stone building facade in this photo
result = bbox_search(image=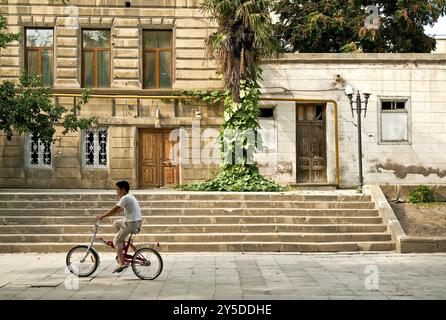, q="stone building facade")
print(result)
[1,1,445,189]
[0,0,223,189]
